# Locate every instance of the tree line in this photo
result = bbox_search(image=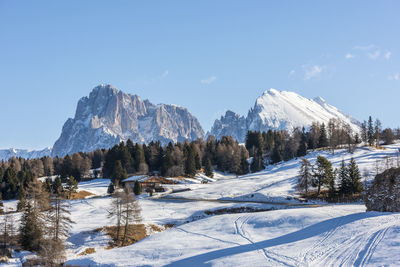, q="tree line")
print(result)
[0,116,398,200]
[297,156,363,199]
